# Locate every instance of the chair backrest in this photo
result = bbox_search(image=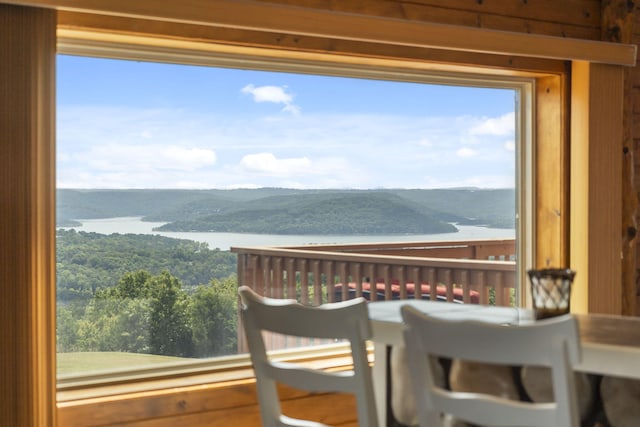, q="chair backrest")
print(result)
[401,305,581,427]
[238,286,378,427]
